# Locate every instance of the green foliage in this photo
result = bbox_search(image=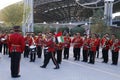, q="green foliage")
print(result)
[0,2,23,26]
[110,27,120,39]
[50,27,56,33]
[70,26,85,36]
[58,26,69,33]
[34,24,45,34]
[90,9,111,37]
[92,9,104,24]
